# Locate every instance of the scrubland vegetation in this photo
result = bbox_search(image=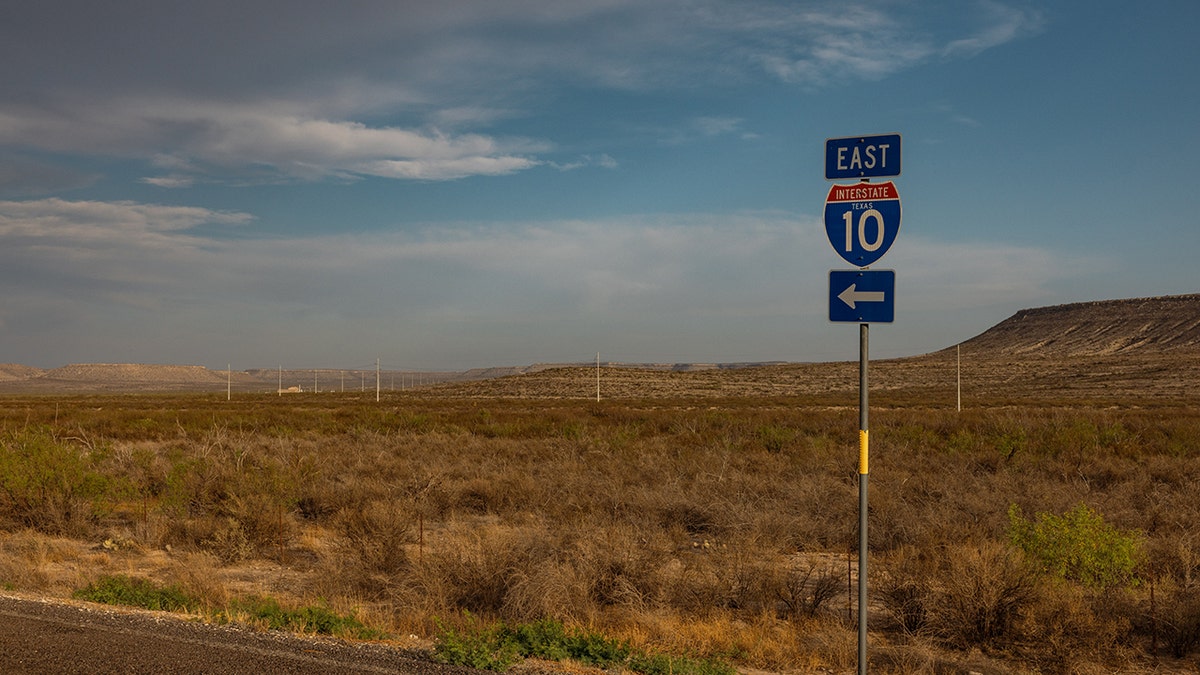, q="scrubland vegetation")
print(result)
[0,386,1198,673]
